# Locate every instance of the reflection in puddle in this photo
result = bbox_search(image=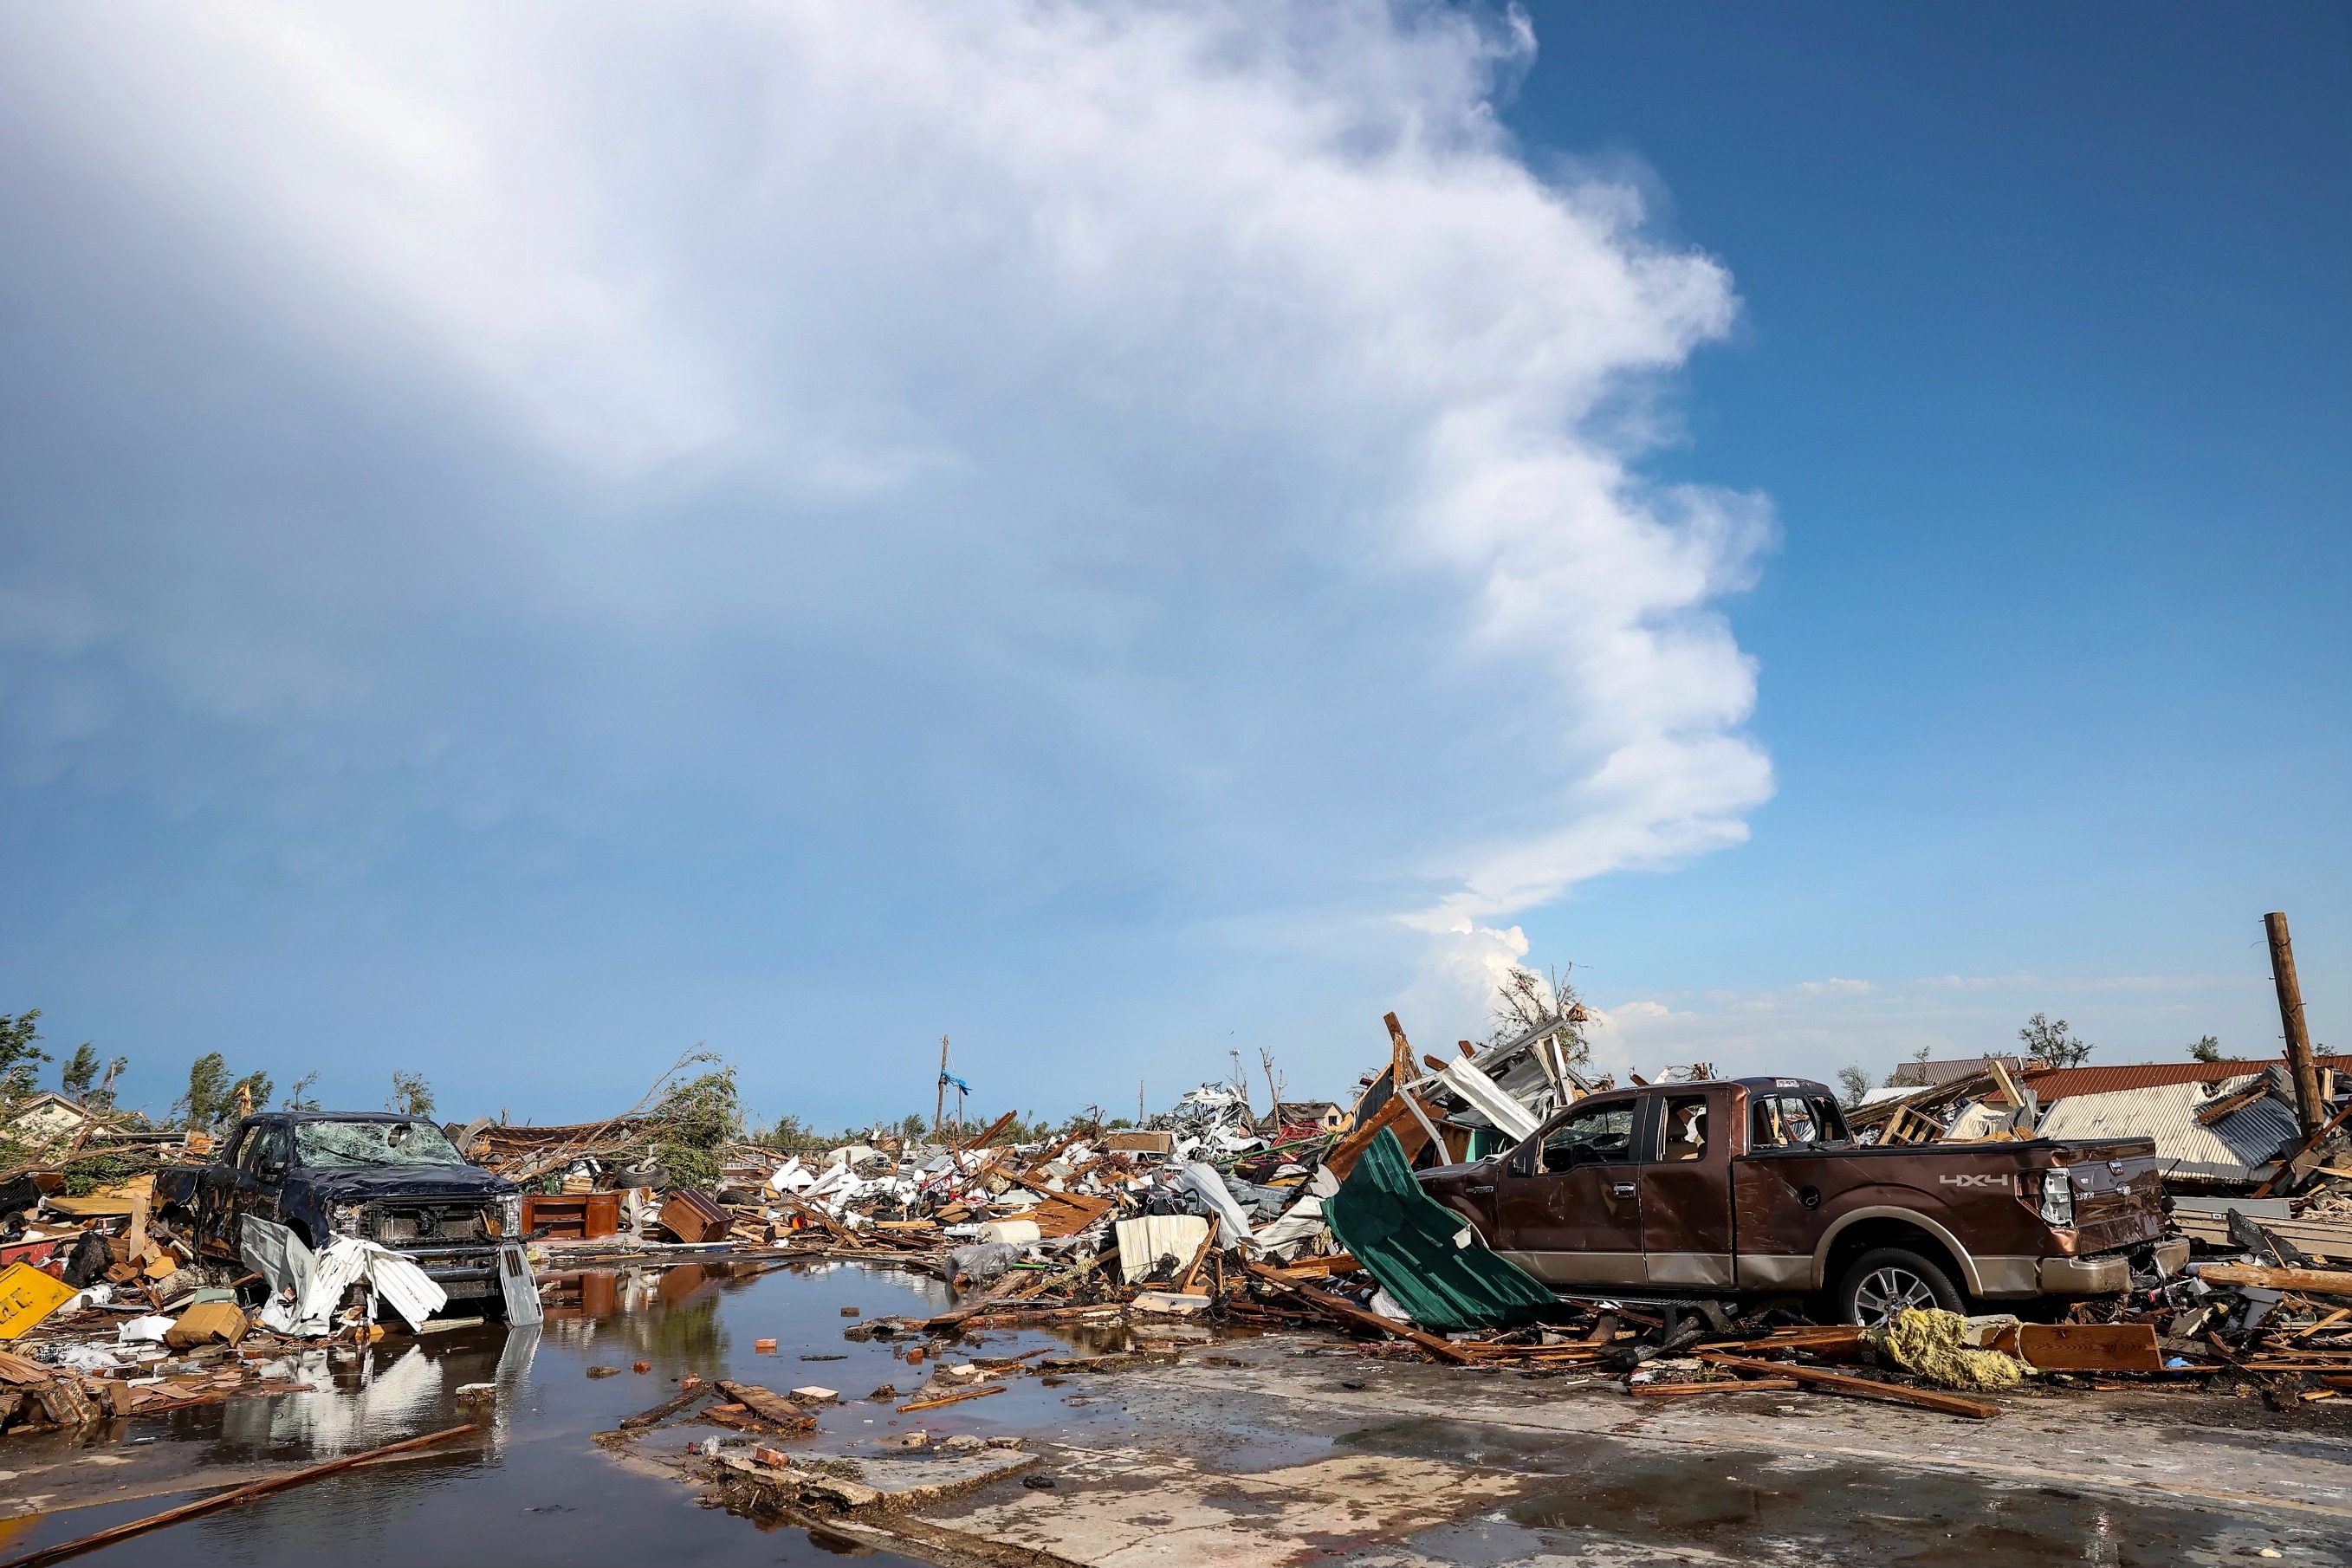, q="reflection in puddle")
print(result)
[5,1259,953,1567]
[1340,1418,2222,1568]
